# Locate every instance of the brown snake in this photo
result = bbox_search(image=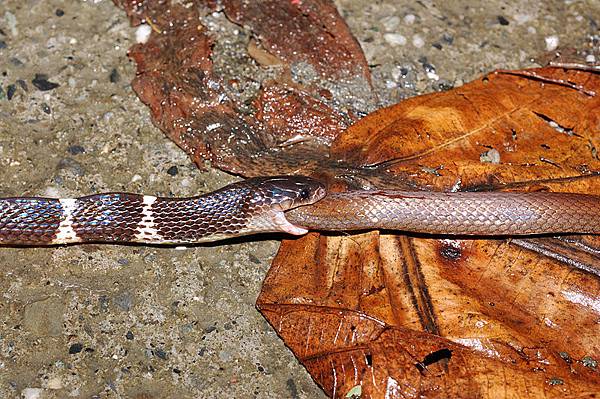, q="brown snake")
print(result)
[286,189,600,235]
[0,175,598,245]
